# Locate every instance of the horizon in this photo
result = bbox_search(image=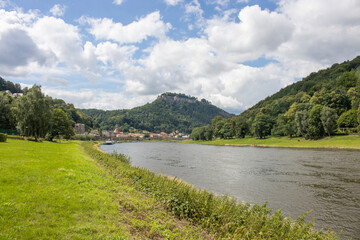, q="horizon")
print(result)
[1,0,360,114]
